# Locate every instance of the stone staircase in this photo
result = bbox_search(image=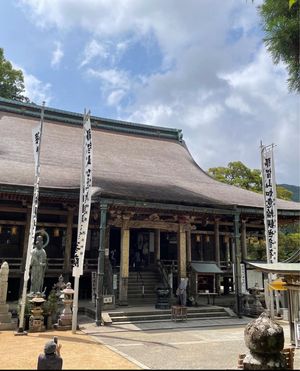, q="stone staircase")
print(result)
[106,306,235,325]
[114,268,162,305]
